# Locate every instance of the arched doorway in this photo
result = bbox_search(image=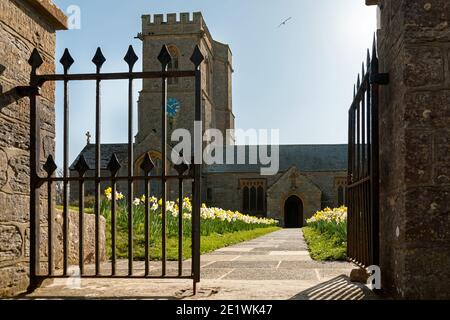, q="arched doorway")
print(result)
[284,196,303,228]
